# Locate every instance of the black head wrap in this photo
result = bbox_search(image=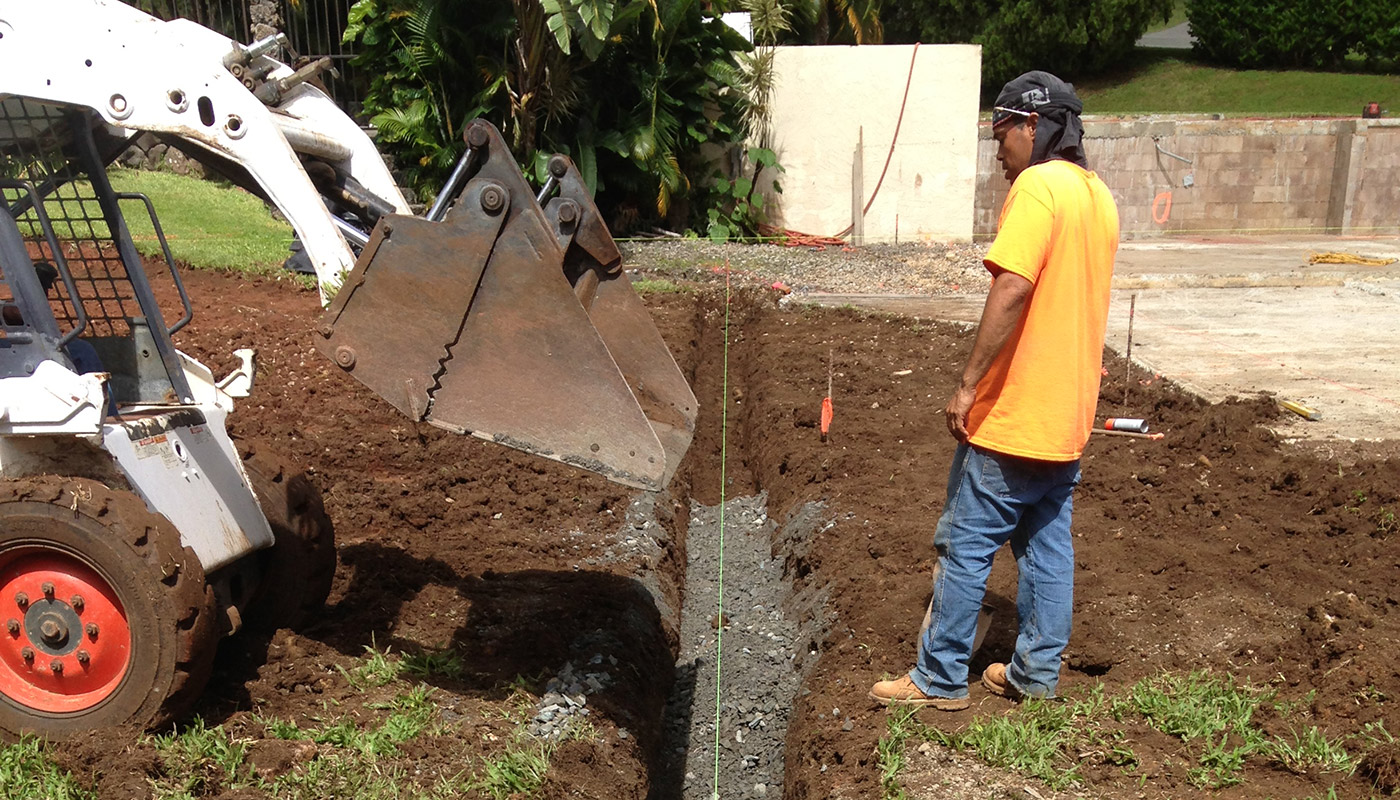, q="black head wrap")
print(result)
[34,261,58,293]
[992,71,1087,169]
